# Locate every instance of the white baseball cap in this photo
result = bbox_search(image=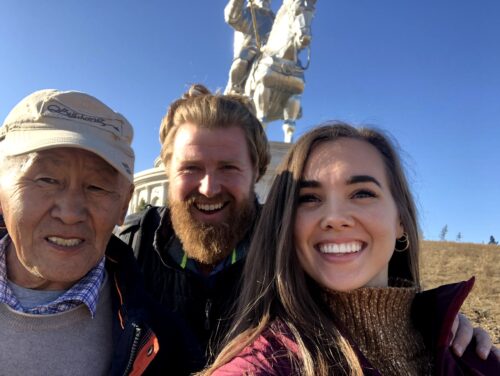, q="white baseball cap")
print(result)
[0,89,135,182]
